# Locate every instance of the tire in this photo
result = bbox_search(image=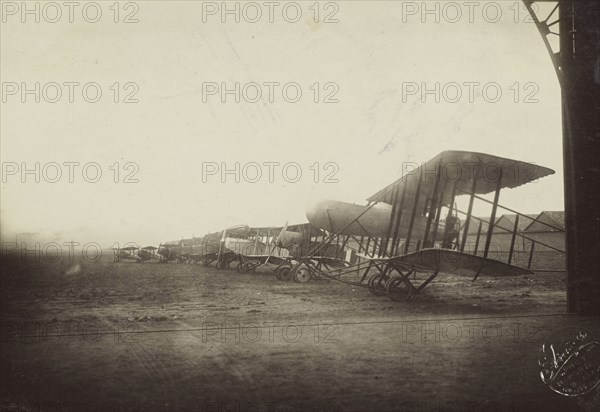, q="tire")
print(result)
[278,266,292,281]
[386,276,413,301]
[294,267,312,283]
[368,273,389,296]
